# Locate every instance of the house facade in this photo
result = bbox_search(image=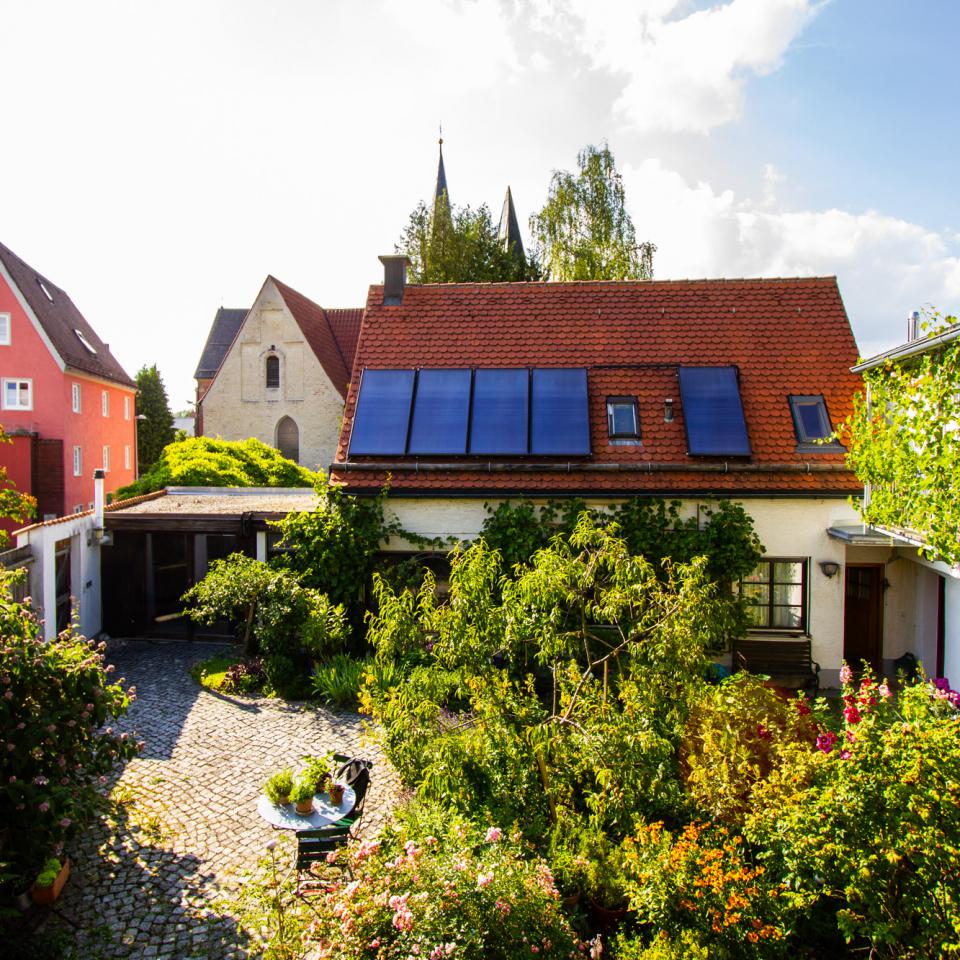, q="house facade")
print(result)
[328,257,904,688]
[833,319,960,685]
[0,240,136,531]
[196,277,362,472]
